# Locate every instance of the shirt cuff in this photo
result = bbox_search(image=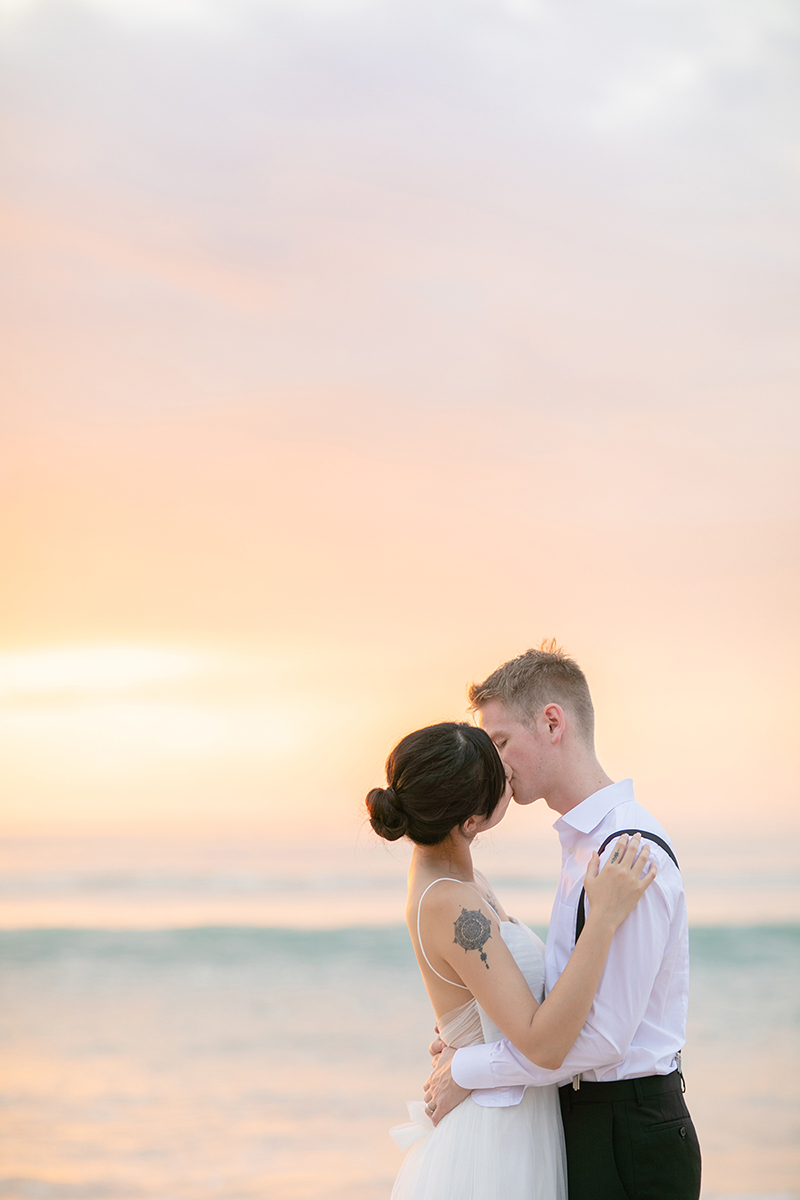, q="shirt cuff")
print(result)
[452,1043,502,1091]
[471,1085,527,1108]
